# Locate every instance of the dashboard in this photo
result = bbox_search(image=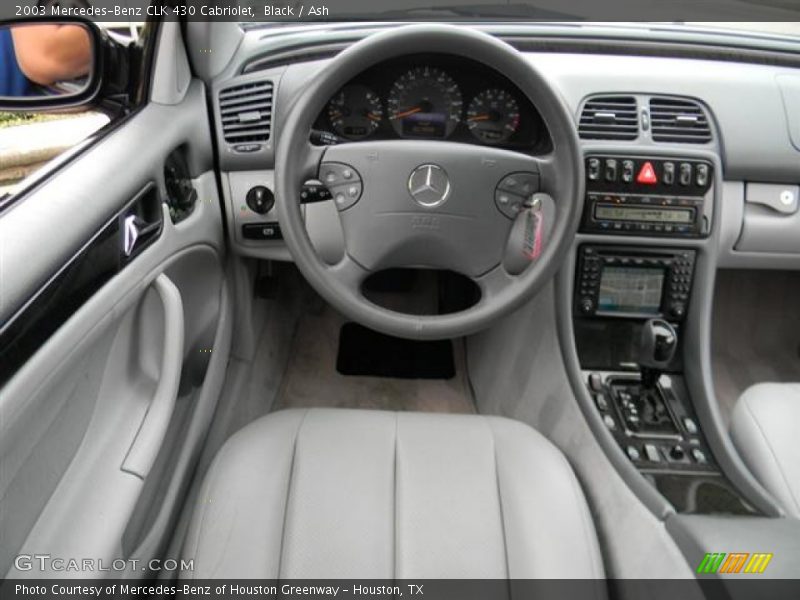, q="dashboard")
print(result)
[213,23,800,273]
[312,55,551,153]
